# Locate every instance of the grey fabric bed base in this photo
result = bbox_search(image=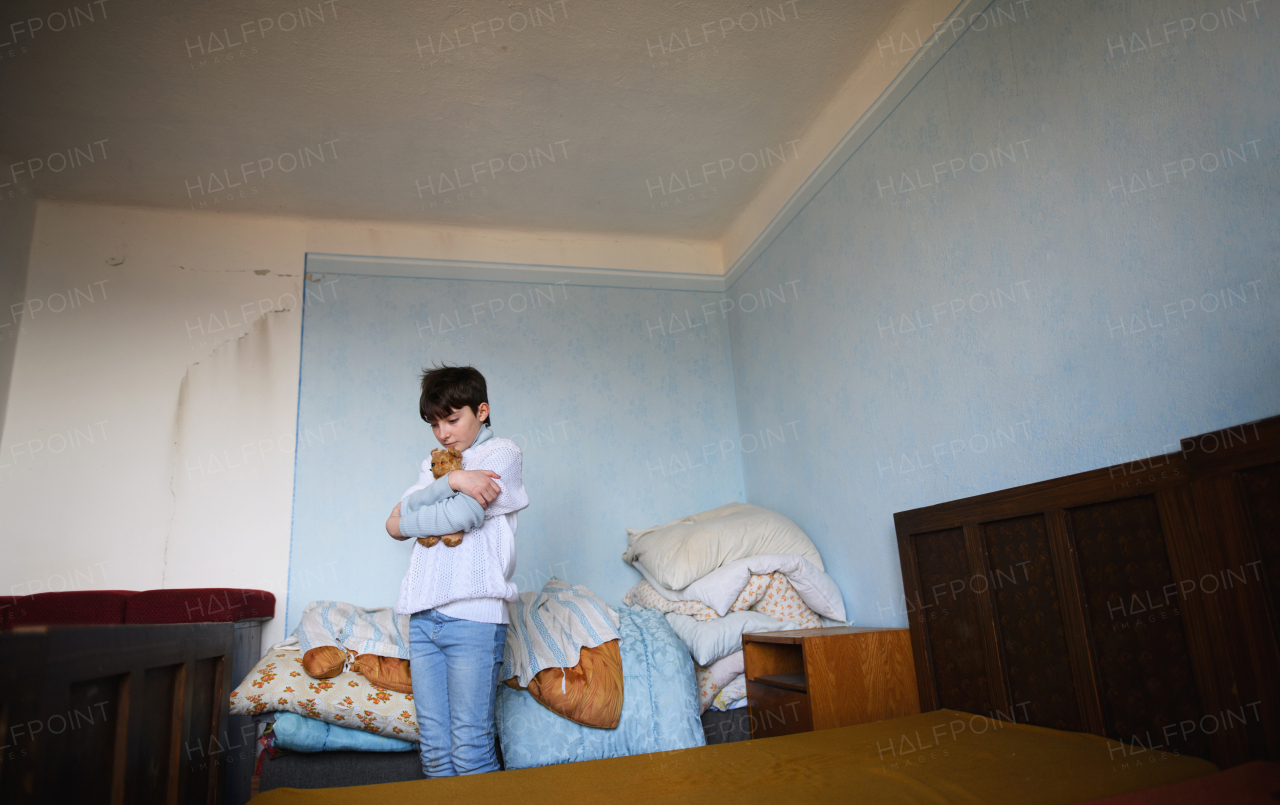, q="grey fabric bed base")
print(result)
[259,707,751,791]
